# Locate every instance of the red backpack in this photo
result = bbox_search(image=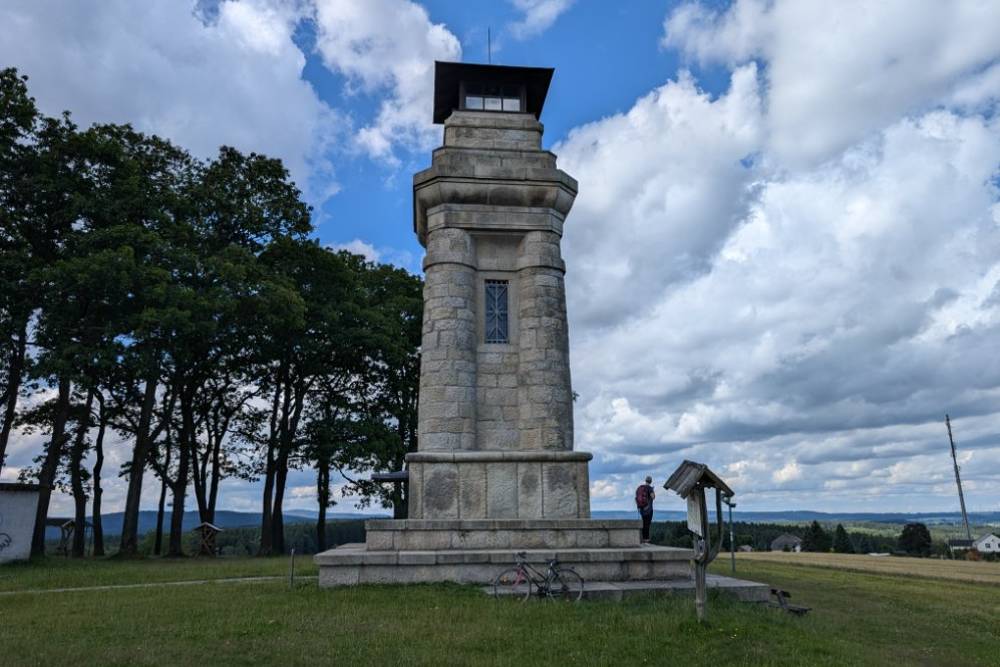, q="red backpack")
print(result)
[635,484,651,509]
